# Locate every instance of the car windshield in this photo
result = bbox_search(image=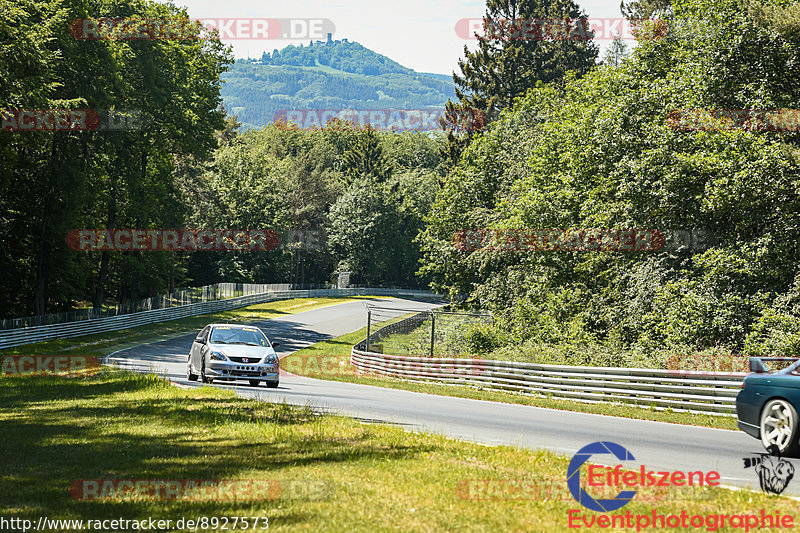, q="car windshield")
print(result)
[209,326,269,347]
